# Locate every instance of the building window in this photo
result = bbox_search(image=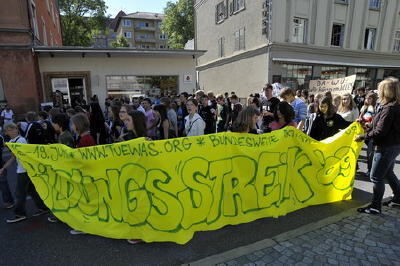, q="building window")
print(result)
[232,0,245,13]
[393,31,400,52]
[218,37,225,57]
[106,75,179,98]
[124,32,132,38]
[138,22,150,27]
[160,45,166,49]
[31,1,39,38]
[216,1,228,24]
[123,19,132,27]
[262,0,272,39]
[281,64,313,90]
[159,34,168,40]
[364,28,376,50]
[321,66,347,80]
[234,28,245,51]
[292,17,307,43]
[331,24,344,47]
[354,68,376,89]
[369,0,381,9]
[335,0,348,4]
